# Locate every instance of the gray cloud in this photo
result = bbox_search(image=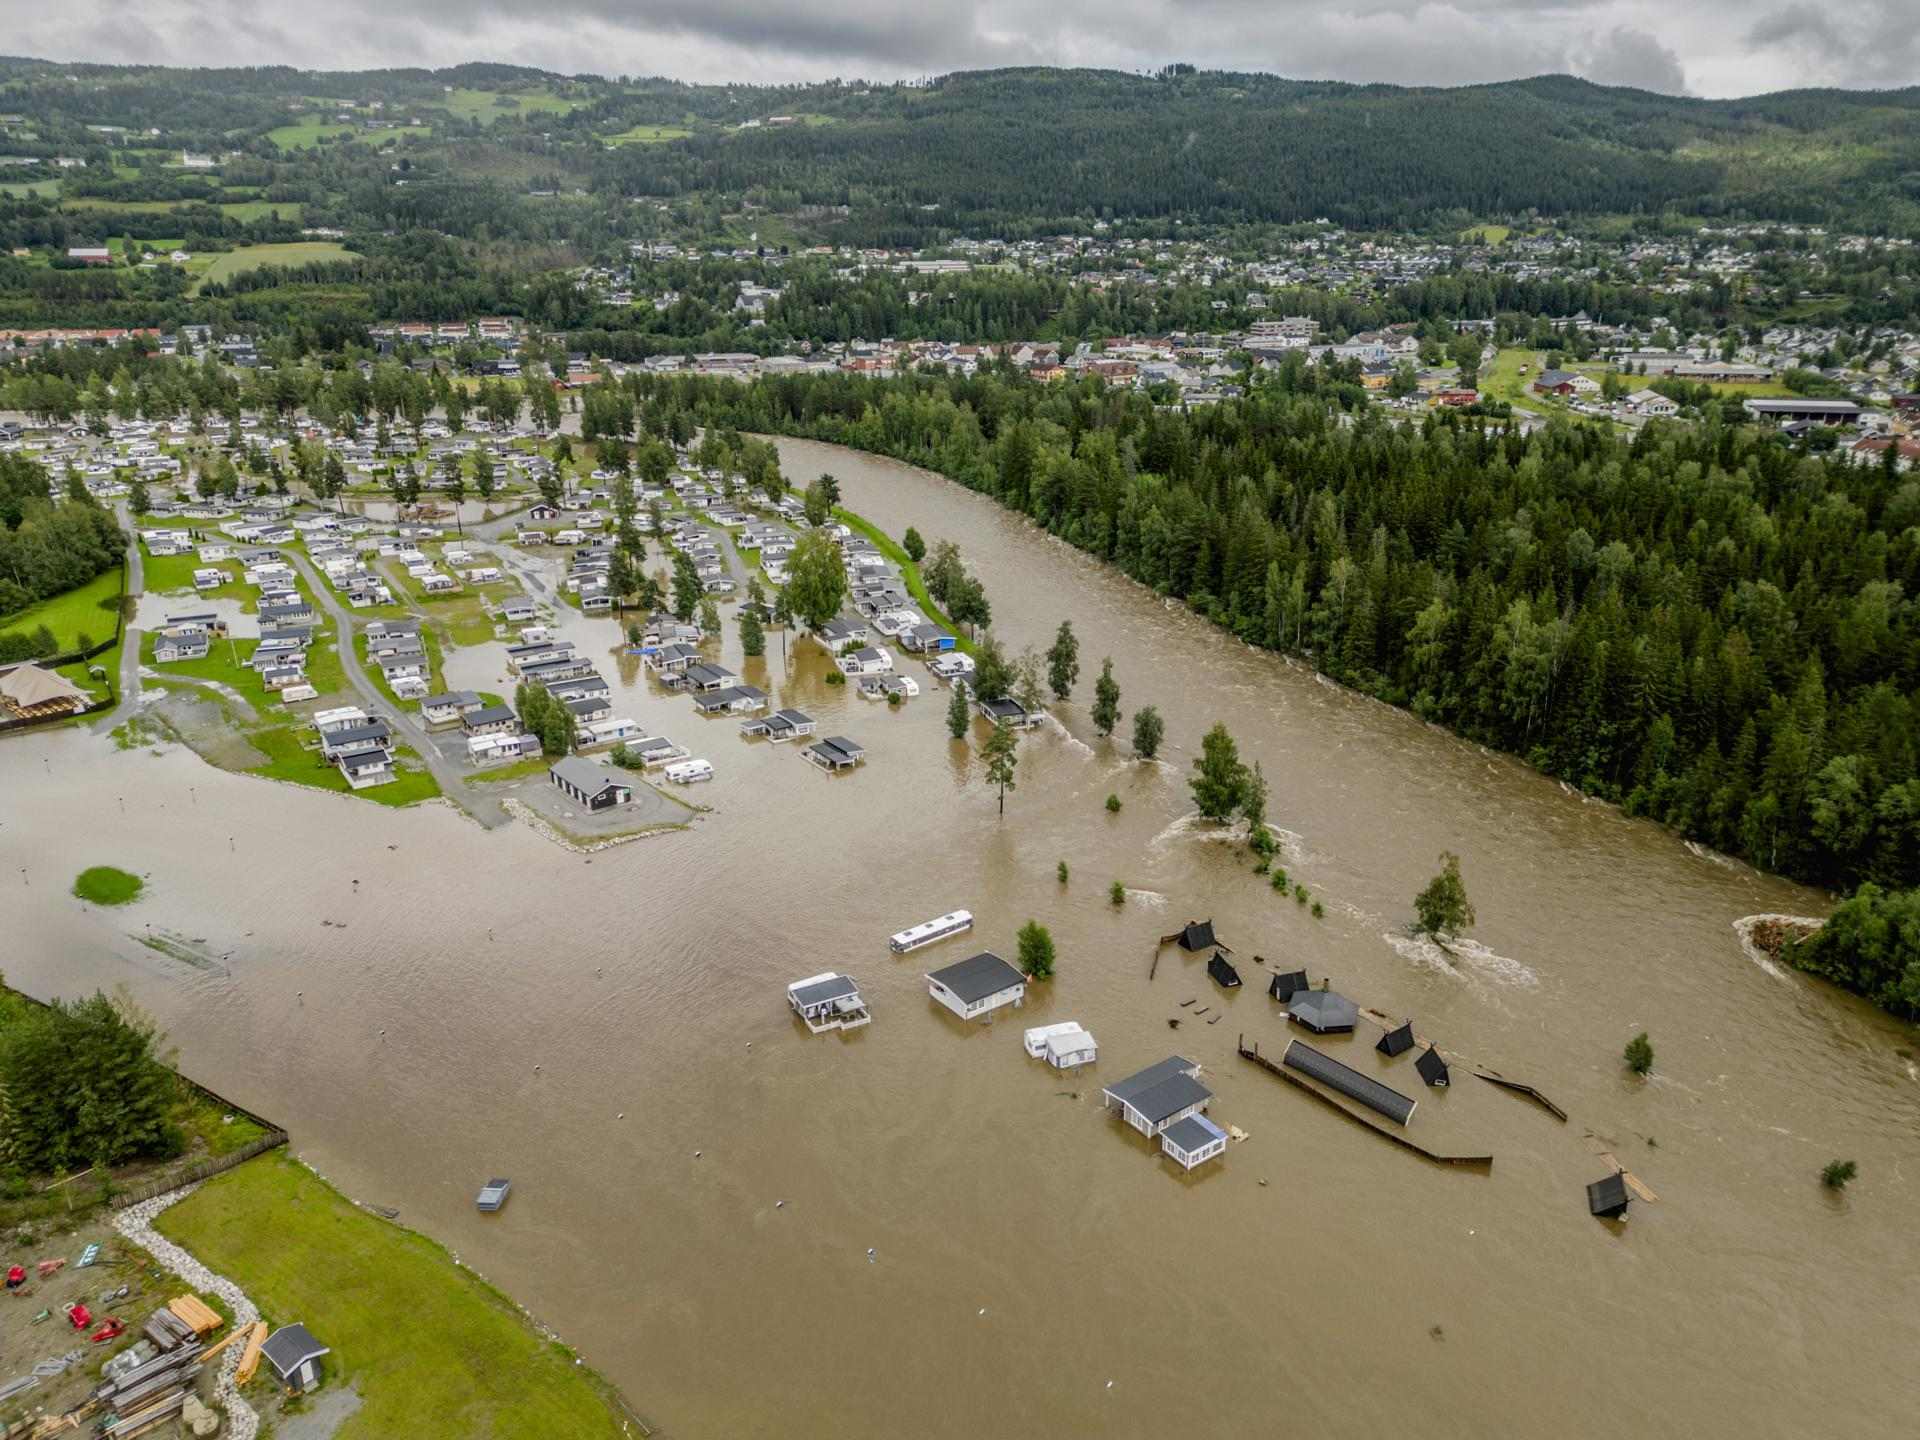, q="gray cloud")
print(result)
[3,0,1907,98]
